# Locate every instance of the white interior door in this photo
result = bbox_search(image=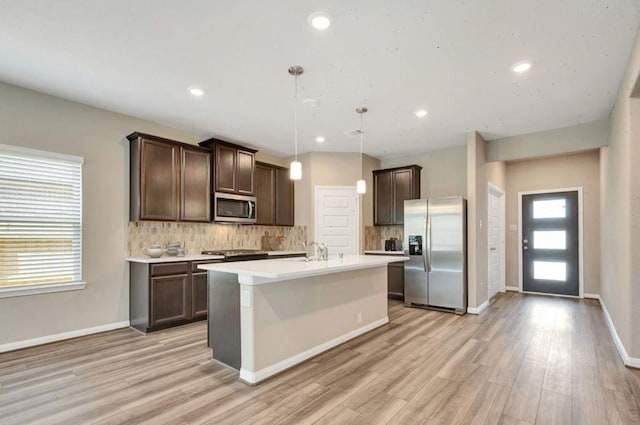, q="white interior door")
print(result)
[315,186,359,255]
[488,184,505,299]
